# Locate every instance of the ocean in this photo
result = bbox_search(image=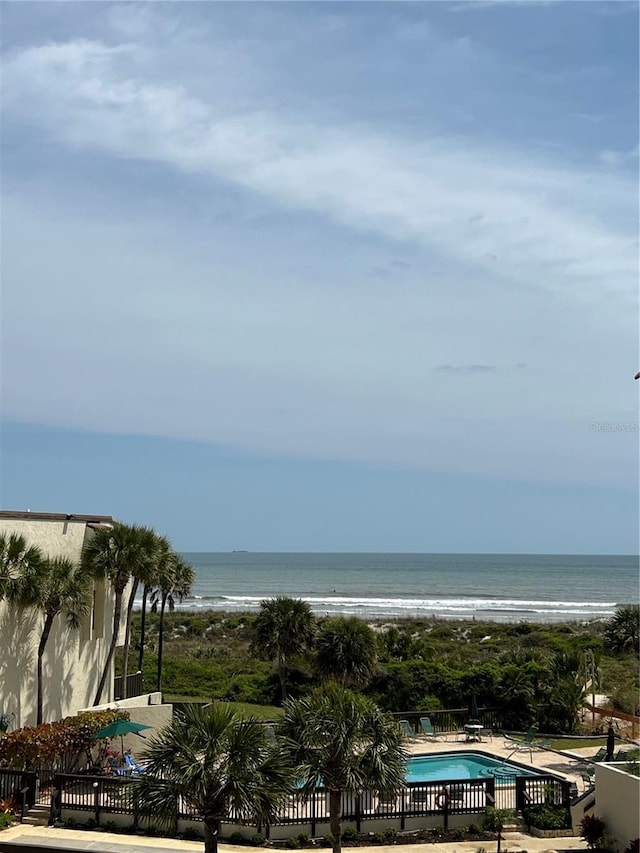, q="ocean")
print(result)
[153,552,639,623]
